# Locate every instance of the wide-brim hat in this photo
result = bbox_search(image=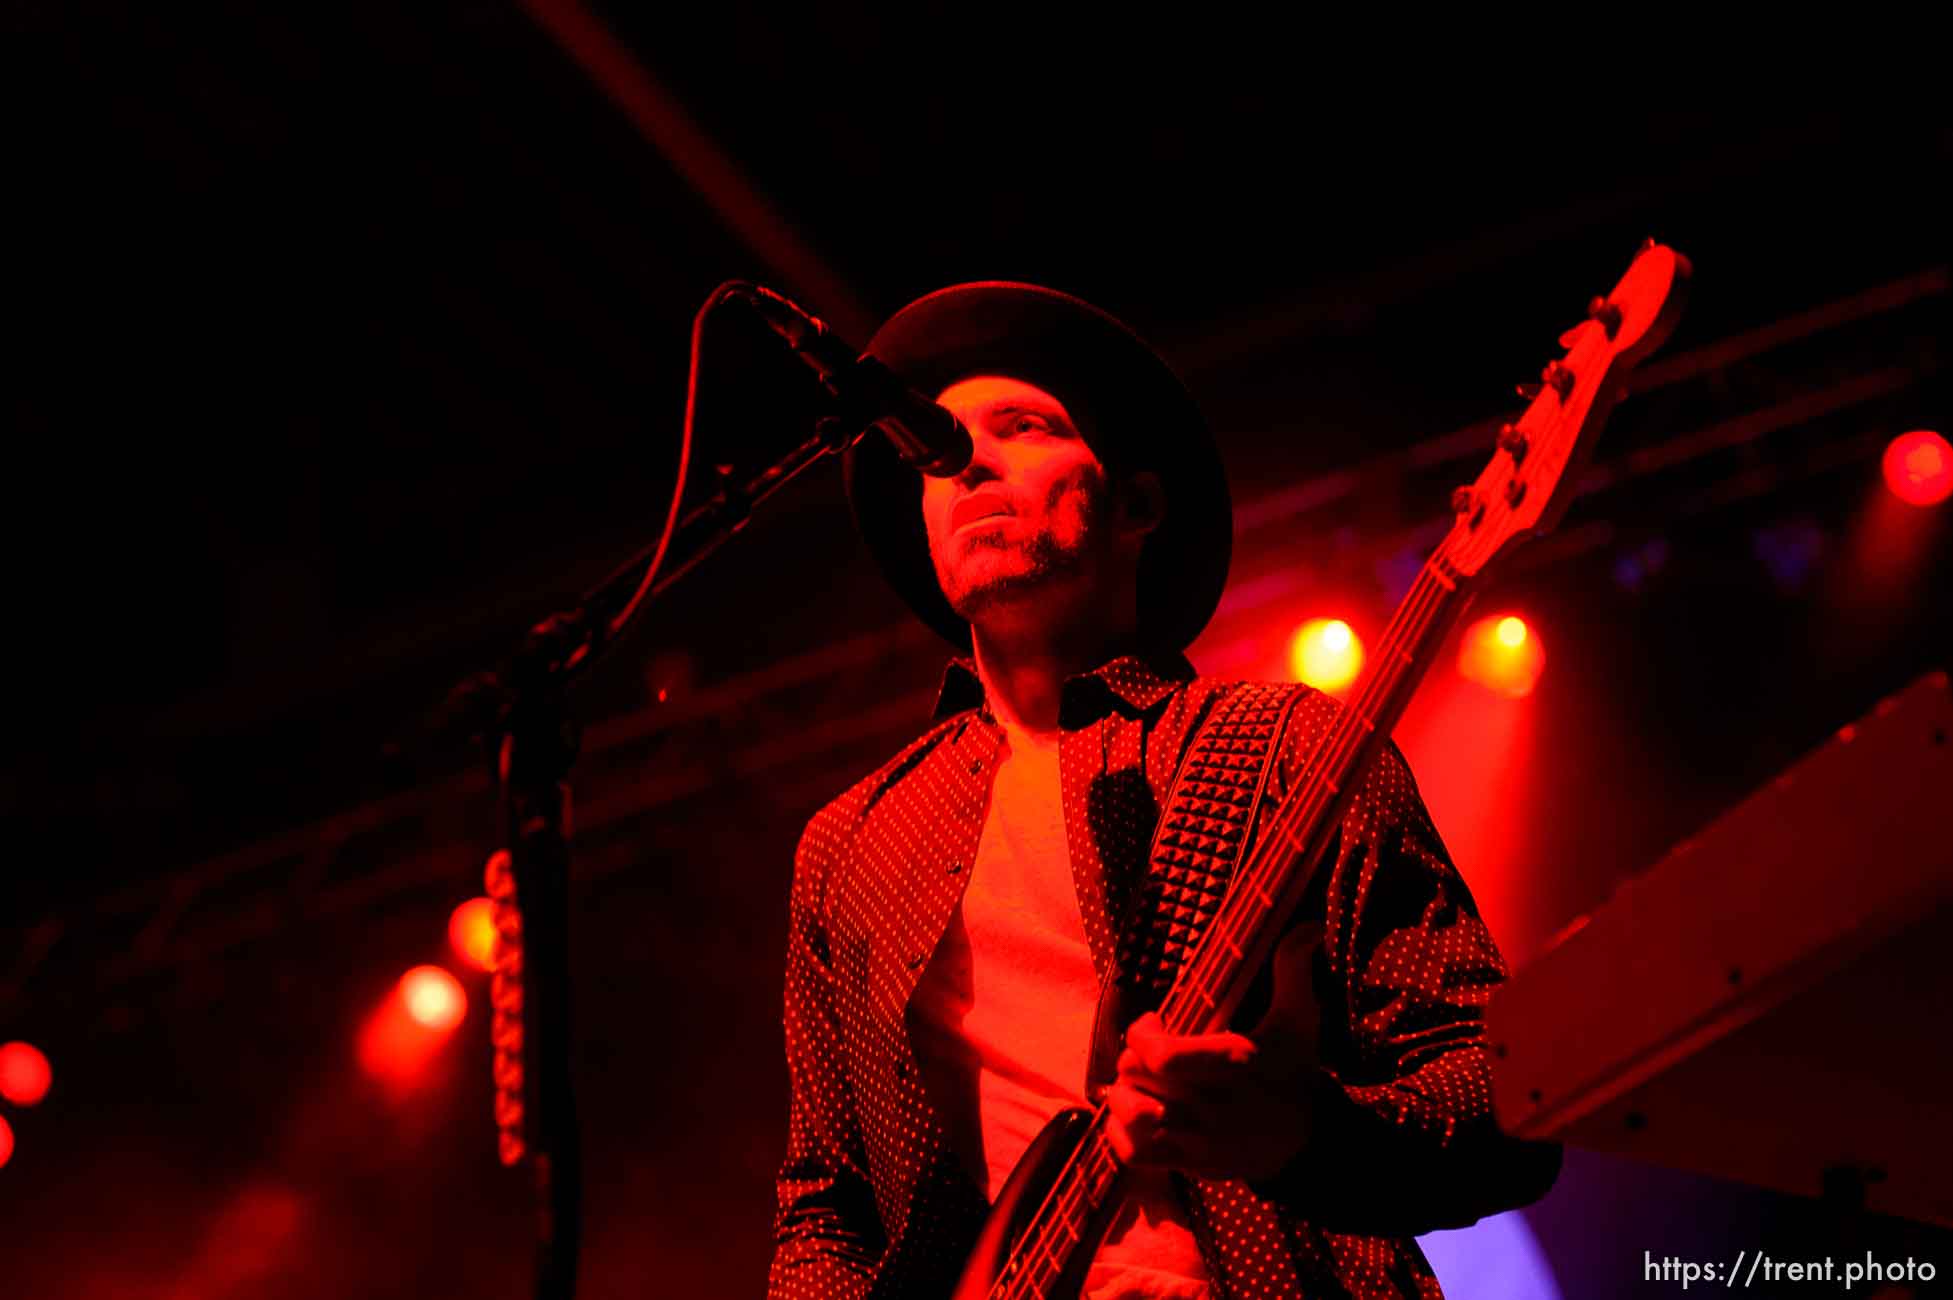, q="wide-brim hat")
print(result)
[843,282,1231,652]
